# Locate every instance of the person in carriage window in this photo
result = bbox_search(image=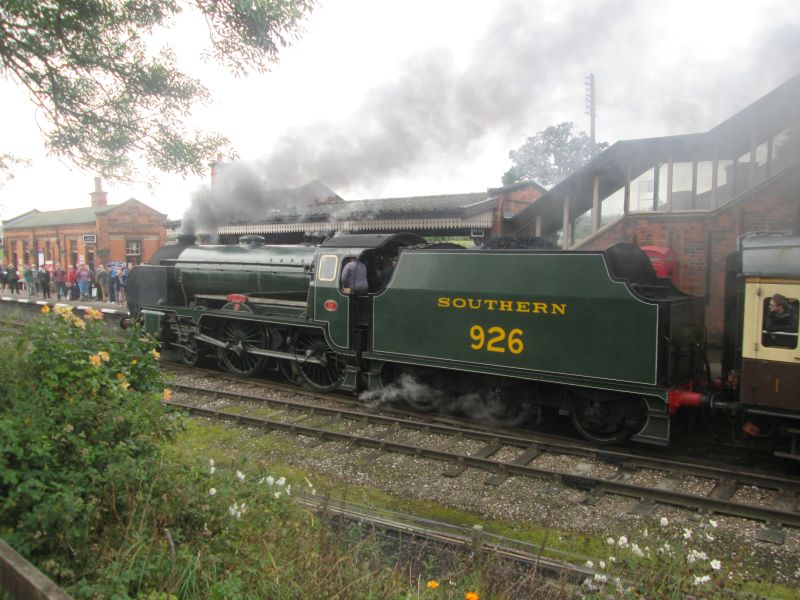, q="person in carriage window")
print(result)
[763,293,799,349]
